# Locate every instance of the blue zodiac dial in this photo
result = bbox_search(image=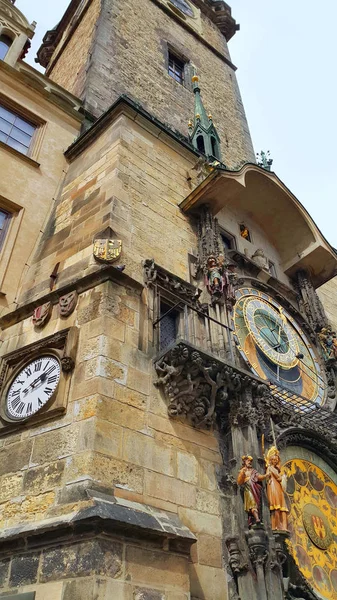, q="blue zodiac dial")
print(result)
[169,0,195,17]
[233,288,326,408]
